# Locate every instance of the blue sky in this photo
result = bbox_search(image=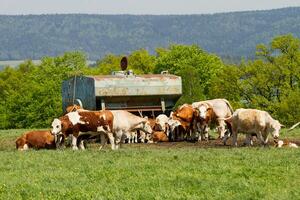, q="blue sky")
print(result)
[0,0,300,15]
